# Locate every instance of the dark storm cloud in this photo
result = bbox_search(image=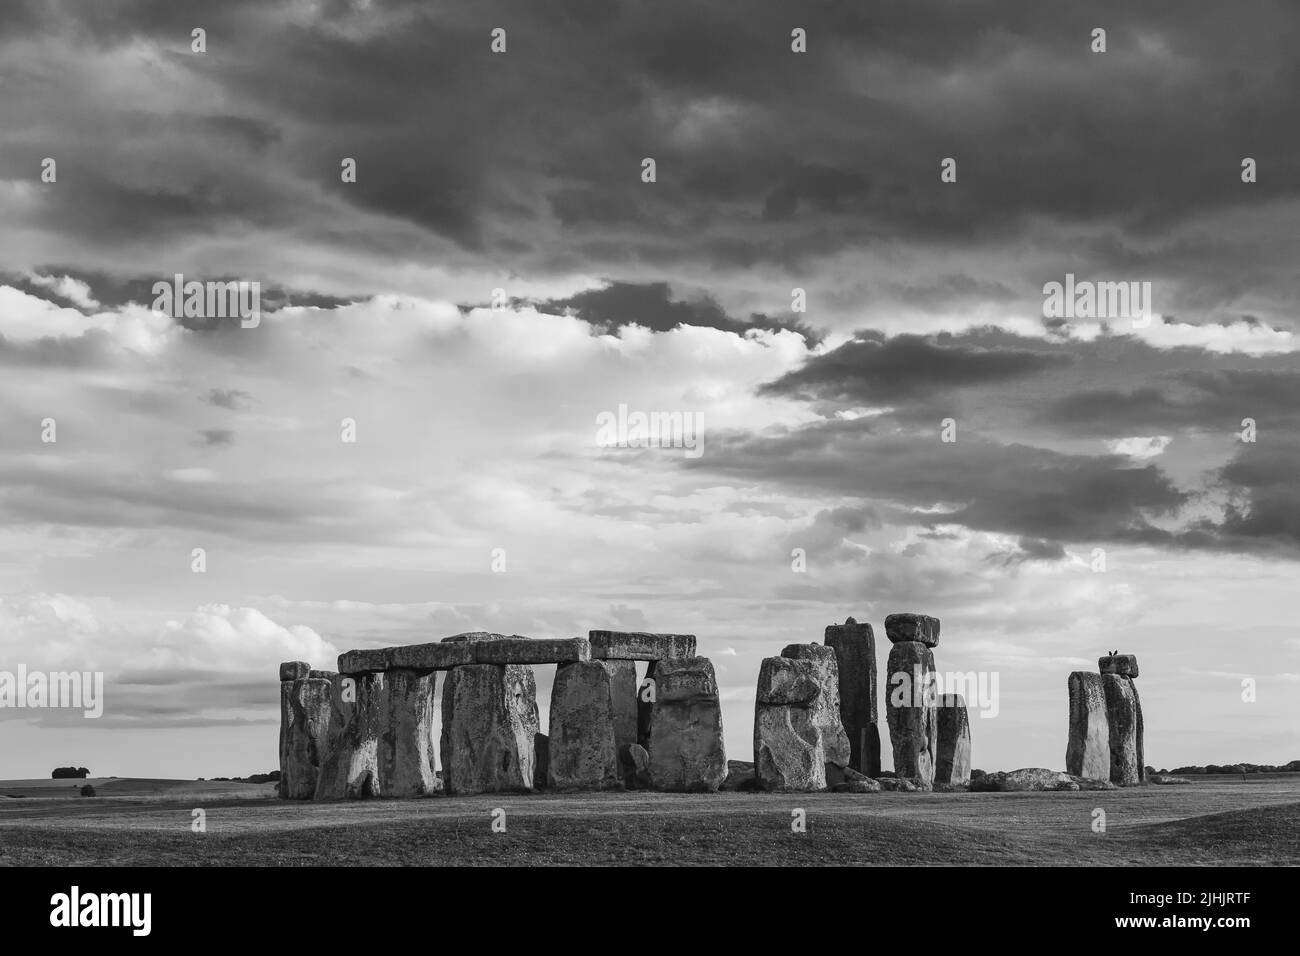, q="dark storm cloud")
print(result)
[761,332,1071,403]
[694,420,1188,545]
[7,0,1299,316]
[534,281,820,340]
[197,428,234,446]
[1044,369,1300,434]
[204,388,252,410]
